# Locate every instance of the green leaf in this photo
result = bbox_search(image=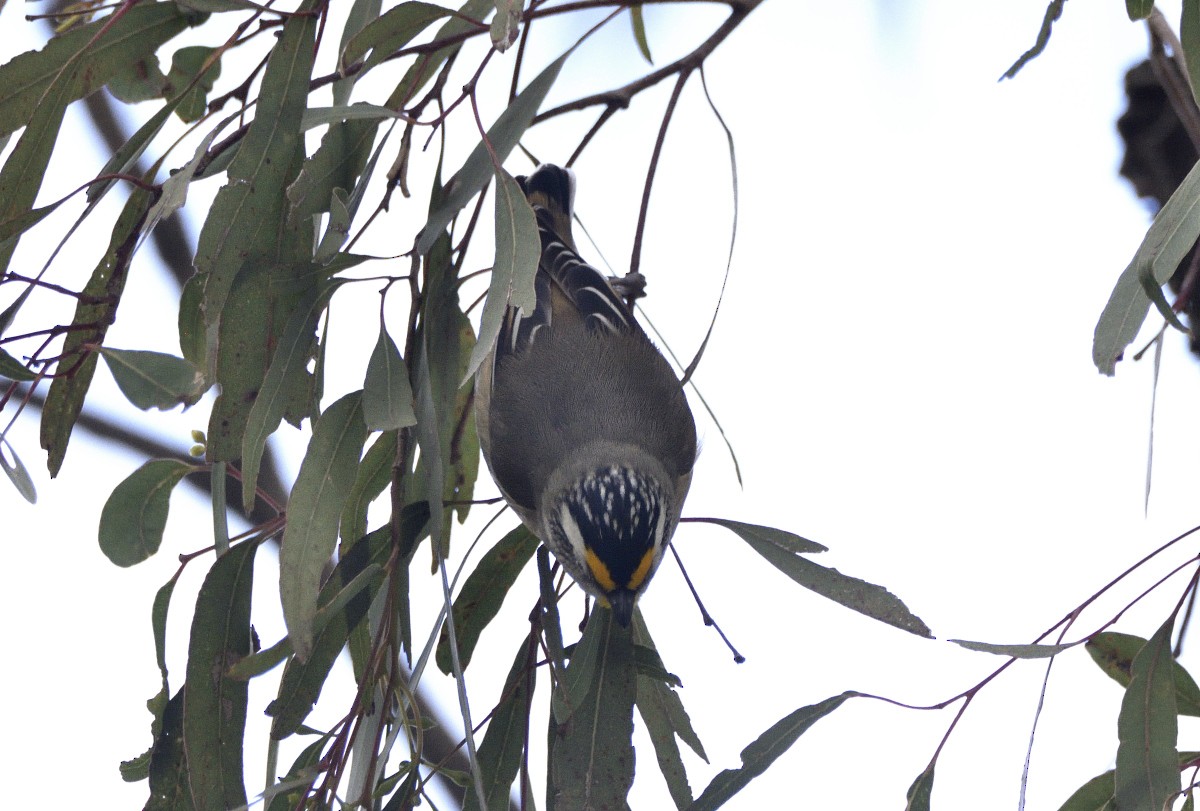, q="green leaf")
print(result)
[1055,769,1115,811]
[332,0,384,106]
[145,690,193,811]
[41,188,154,475]
[464,168,539,380]
[386,0,492,110]
[0,347,35,381]
[165,46,221,123]
[415,49,570,254]
[723,522,929,636]
[106,52,166,104]
[340,429,398,551]
[1114,618,1180,811]
[950,639,1078,659]
[1128,0,1156,21]
[225,636,293,680]
[266,734,330,811]
[0,3,191,140]
[490,0,522,51]
[98,459,195,567]
[101,348,206,410]
[549,610,637,810]
[1001,0,1066,80]
[240,276,341,513]
[279,391,370,660]
[633,614,703,810]
[182,539,261,811]
[270,505,427,738]
[1185,3,1200,111]
[363,325,417,430]
[690,693,854,810]
[1088,631,1200,717]
[339,2,452,75]
[287,114,379,225]
[905,763,935,811]
[0,436,36,504]
[190,0,318,372]
[436,524,538,673]
[89,99,182,204]
[695,518,826,554]
[463,638,535,811]
[629,4,653,63]
[1094,155,1200,374]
